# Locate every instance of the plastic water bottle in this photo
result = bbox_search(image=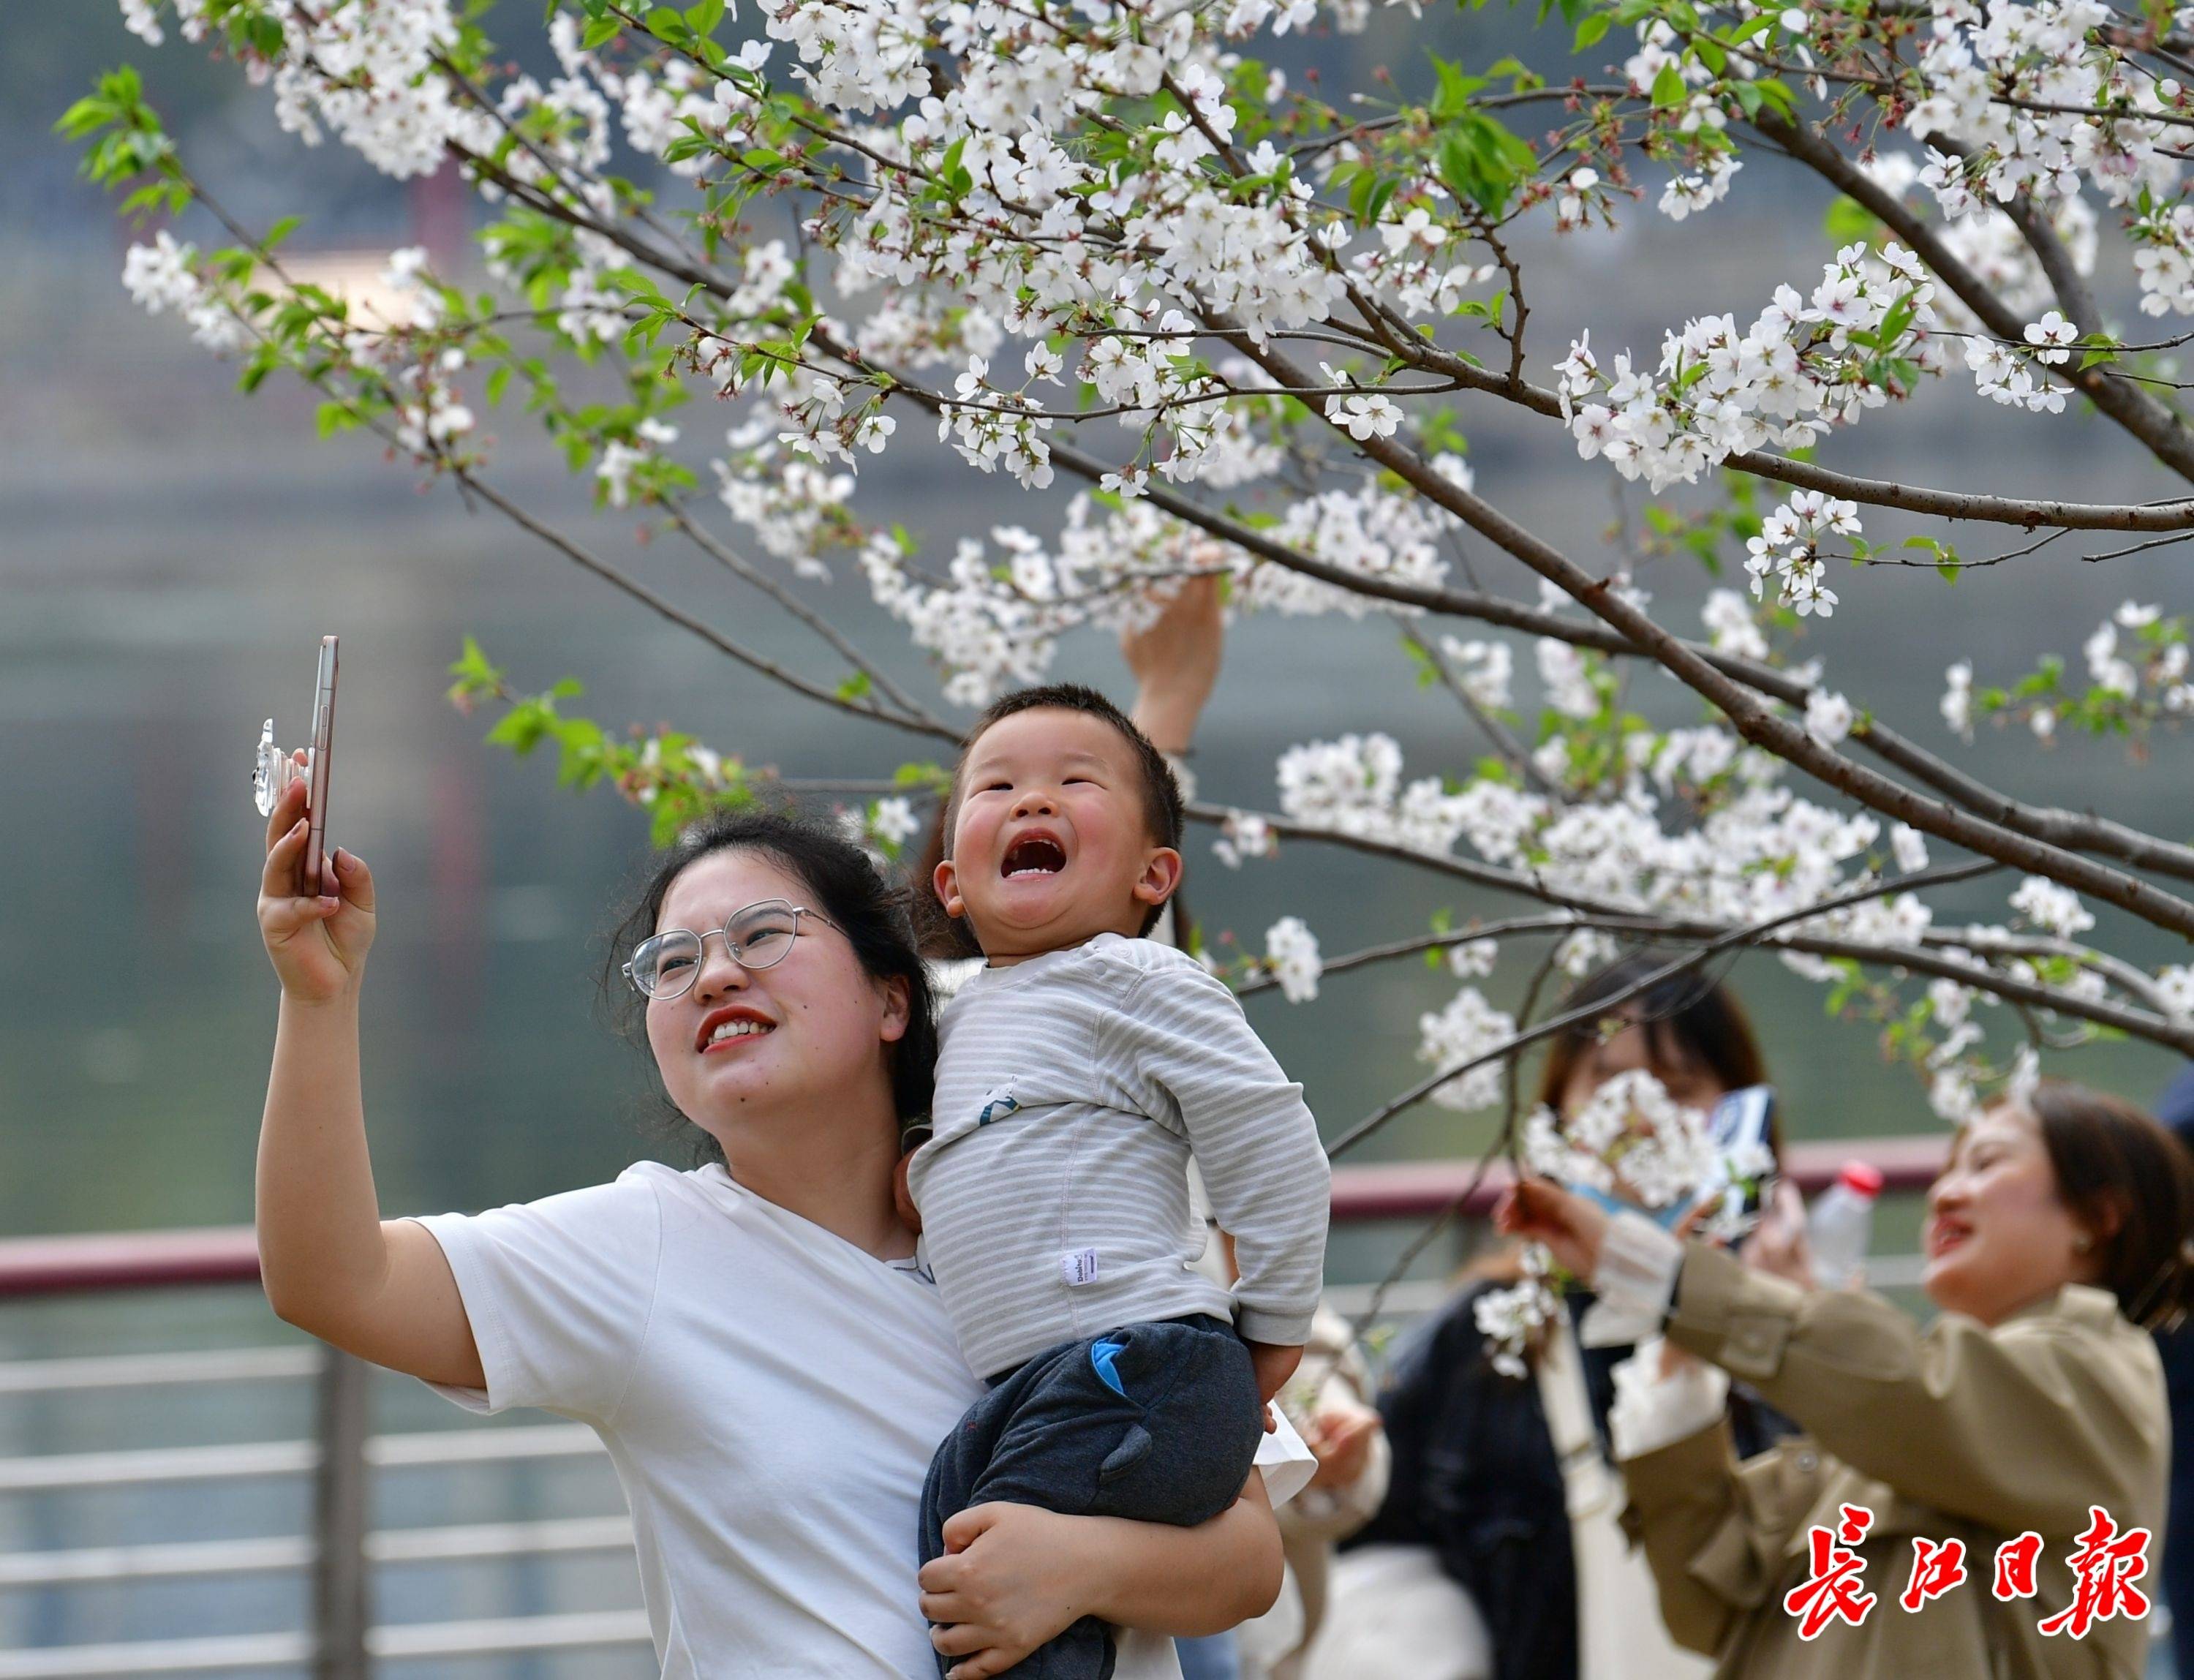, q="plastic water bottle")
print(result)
[1809,1161,1885,1289]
